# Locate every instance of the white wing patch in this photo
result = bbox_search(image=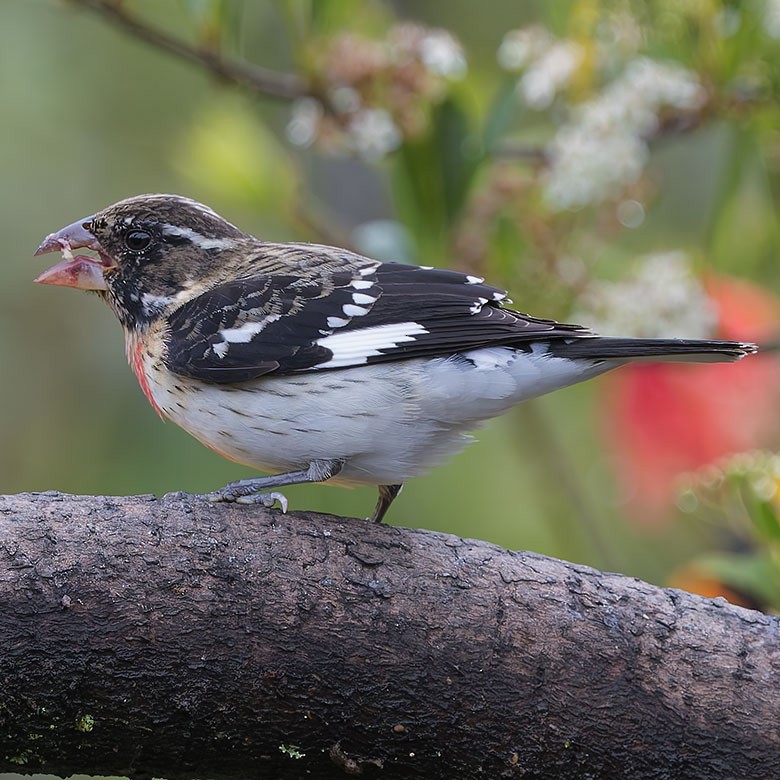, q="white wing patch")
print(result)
[211,314,281,358]
[469,297,488,315]
[317,322,429,368]
[212,341,230,359]
[326,316,351,329]
[343,303,370,317]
